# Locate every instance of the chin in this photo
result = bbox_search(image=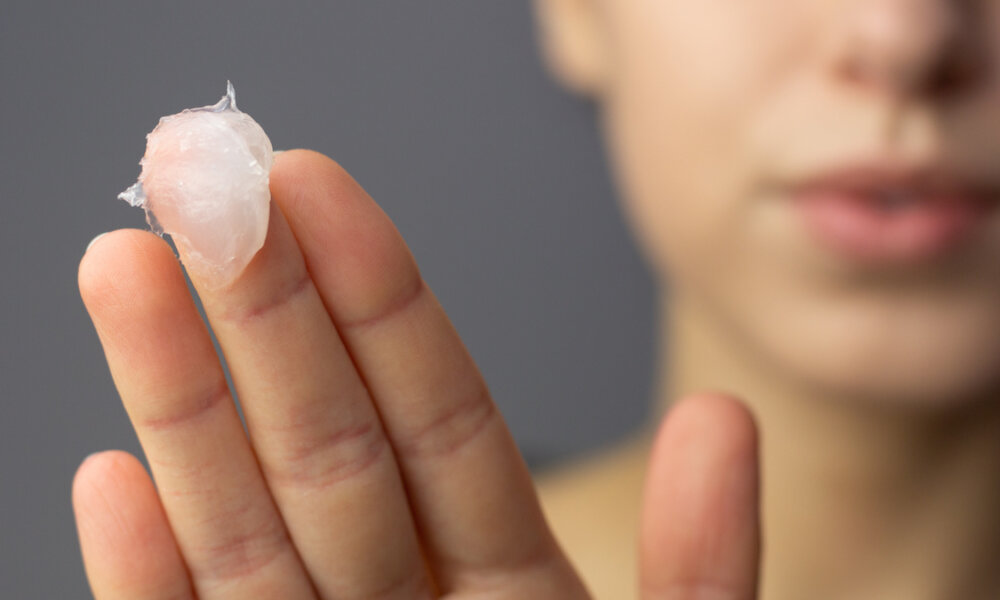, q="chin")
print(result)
[750,296,1000,411]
